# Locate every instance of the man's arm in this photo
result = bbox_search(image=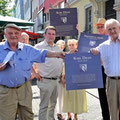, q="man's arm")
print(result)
[46,49,77,59]
[46,51,65,59]
[31,66,42,81]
